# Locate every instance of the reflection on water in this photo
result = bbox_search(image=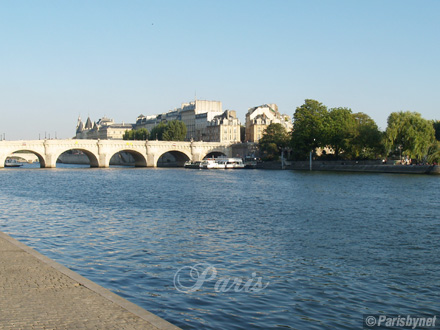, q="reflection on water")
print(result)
[1,165,439,329]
